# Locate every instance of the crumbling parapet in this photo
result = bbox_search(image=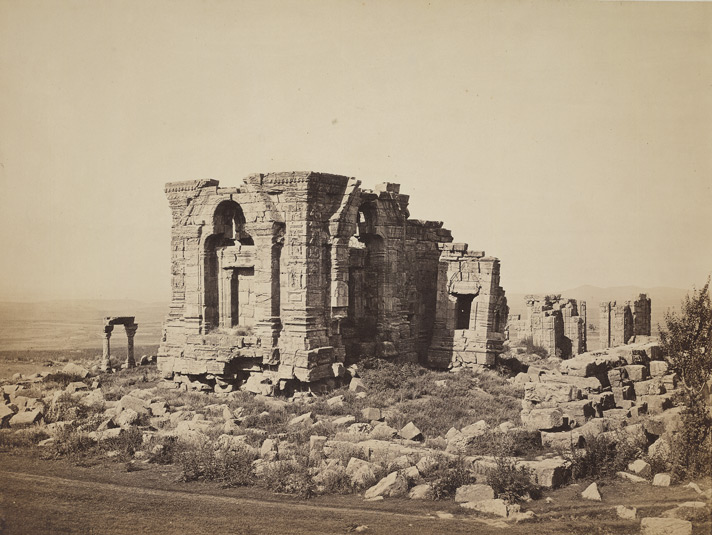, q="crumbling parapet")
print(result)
[427,244,508,369]
[507,295,586,358]
[600,294,651,349]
